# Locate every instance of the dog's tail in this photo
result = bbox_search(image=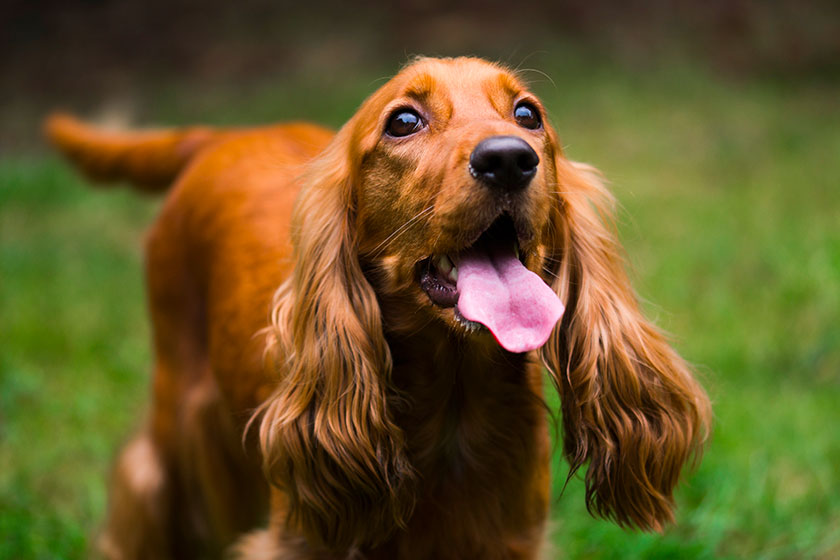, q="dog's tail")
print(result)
[44,113,221,193]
